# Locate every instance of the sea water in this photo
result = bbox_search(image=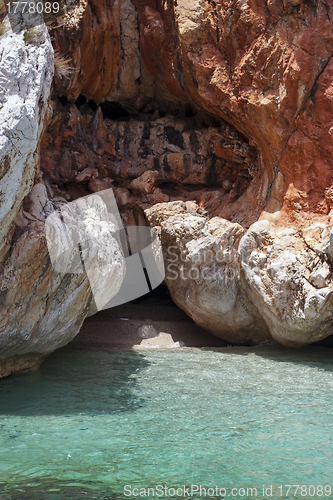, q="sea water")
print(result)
[0,347,332,499]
